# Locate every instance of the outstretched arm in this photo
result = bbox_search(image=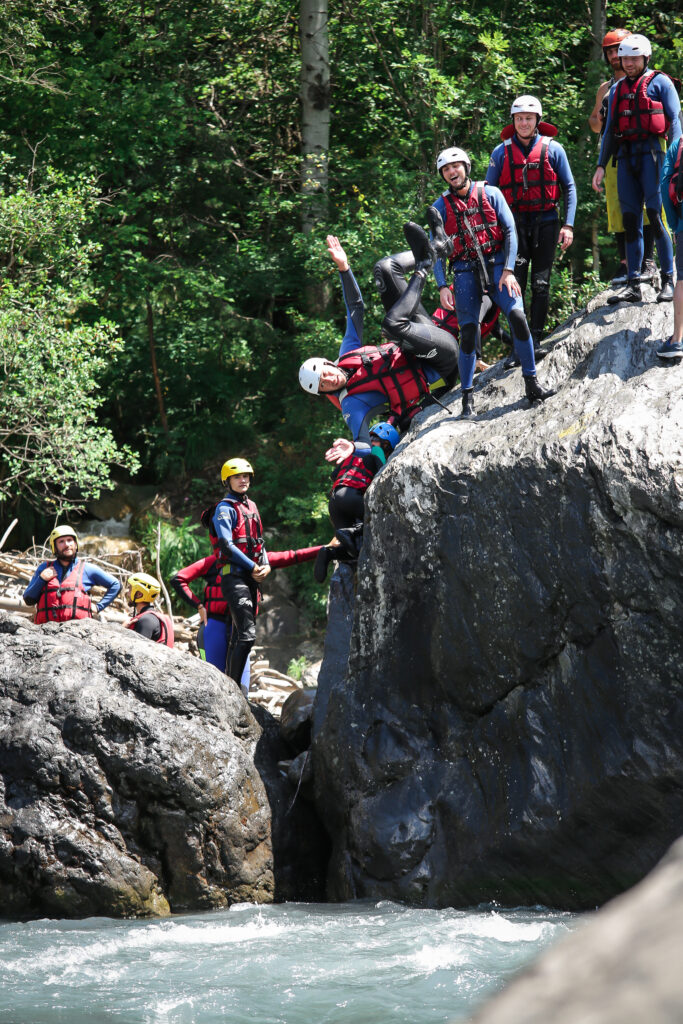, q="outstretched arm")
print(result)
[327,235,365,355]
[327,235,350,272]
